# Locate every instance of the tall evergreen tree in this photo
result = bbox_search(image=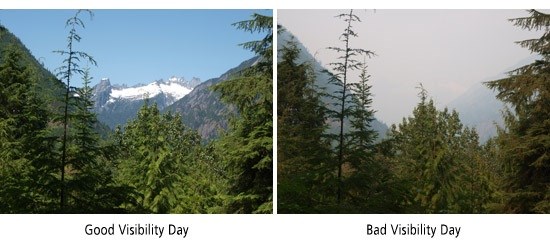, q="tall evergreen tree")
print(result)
[0,45,57,213]
[65,68,129,213]
[485,9,550,213]
[53,10,97,212]
[342,60,396,212]
[212,13,273,213]
[348,61,377,153]
[389,86,455,213]
[324,9,375,210]
[277,38,331,213]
